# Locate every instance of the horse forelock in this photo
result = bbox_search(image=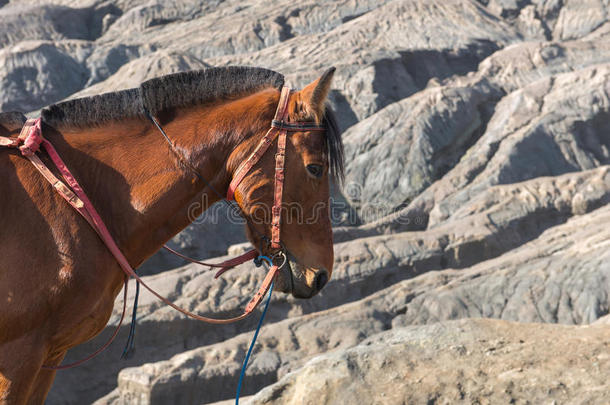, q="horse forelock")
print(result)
[322,105,345,186]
